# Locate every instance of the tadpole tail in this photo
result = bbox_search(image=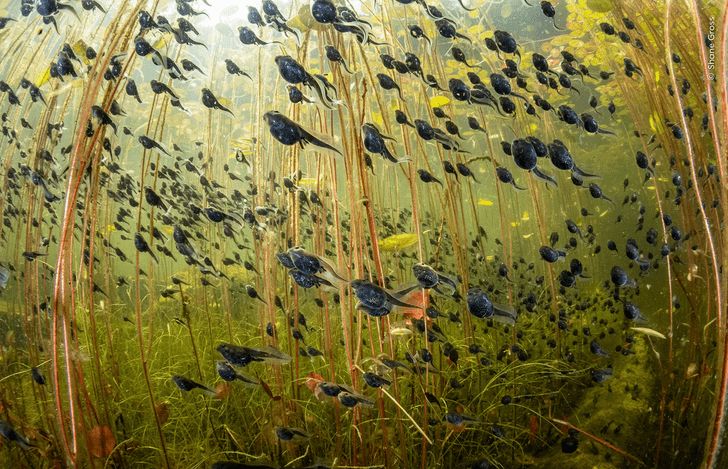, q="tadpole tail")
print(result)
[156,144,171,157]
[58,4,81,21]
[387,294,421,309]
[492,302,518,326]
[572,164,601,180]
[301,129,342,156]
[457,0,476,11]
[553,18,566,31]
[533,167,558,188]
[92,1,107,14]
[306,78,335,109]
[456,32,473,45]
[597,128,619,137]
[511,91,529,103]
[218,104,234,117]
